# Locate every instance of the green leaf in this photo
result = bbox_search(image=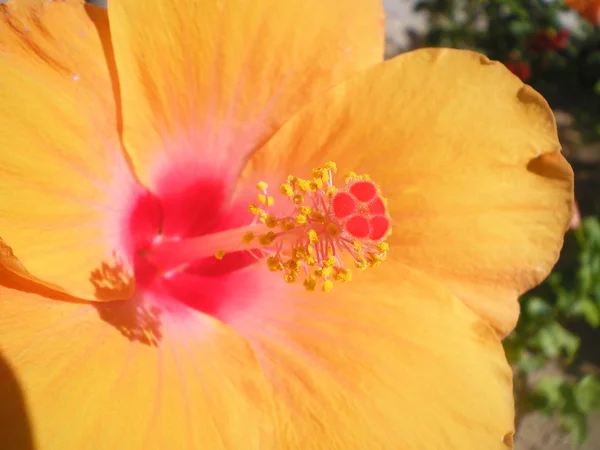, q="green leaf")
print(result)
[578,265,593,296]
[525,297,553,319]
[583,217,600,244]
[574,375,600,413]
[560,412,589,447]
[535,376,567,409]
[580,298,600,328]
[556,290,577,313]
[518,354,545,374]
[555,325,581,362]
[537,326,561,358]
[501,0,528,18]
[535,323,580,361]
[592,283,600,303]
[508,21,534,36]
[547,272,563,290]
